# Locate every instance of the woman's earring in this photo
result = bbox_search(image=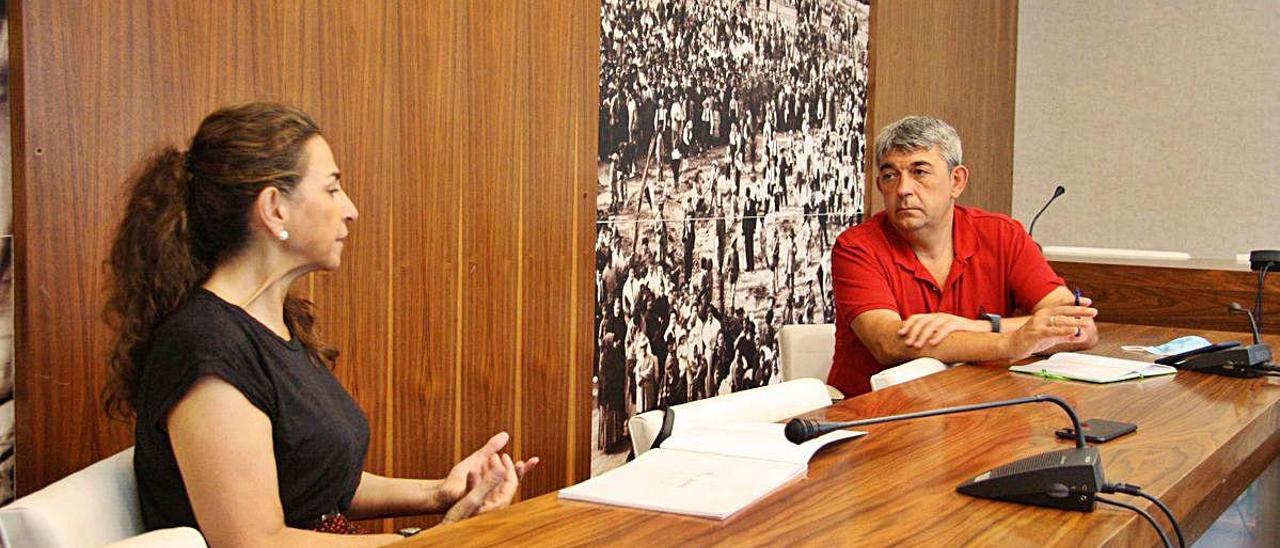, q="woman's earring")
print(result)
[278,229,290,241]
